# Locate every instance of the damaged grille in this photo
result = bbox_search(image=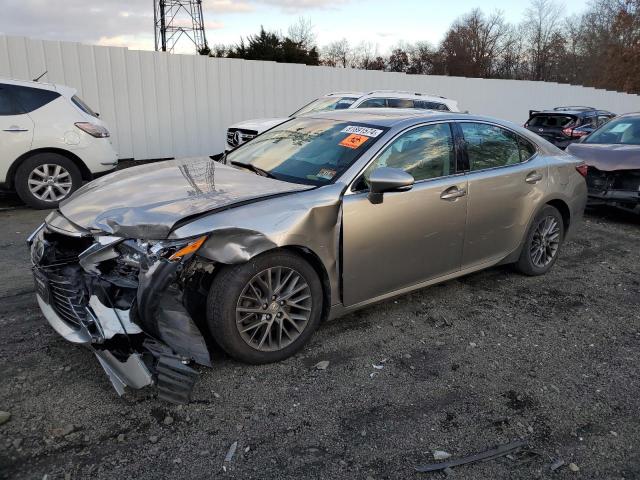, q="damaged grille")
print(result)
[33,231,92,329]
[40,265,88,326]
